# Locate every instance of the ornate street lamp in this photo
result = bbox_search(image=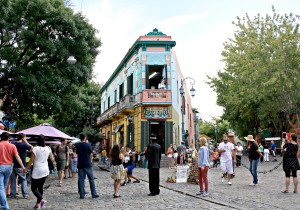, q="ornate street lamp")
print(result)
[180,77,196,147]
